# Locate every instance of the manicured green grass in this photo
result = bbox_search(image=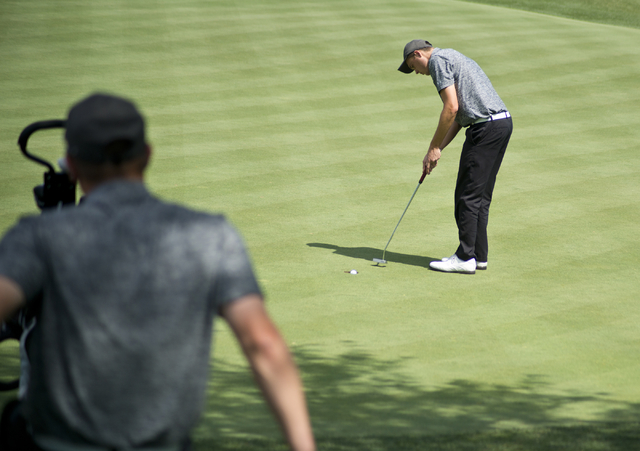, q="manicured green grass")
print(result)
[0,0,639,450]
[461,0,640,29]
